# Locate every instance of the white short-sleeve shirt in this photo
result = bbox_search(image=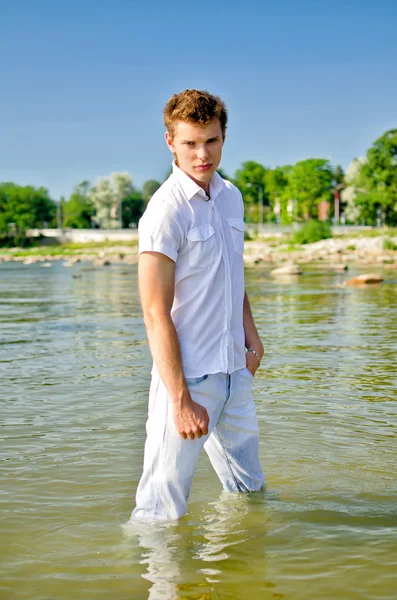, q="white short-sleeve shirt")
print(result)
[139,163,246,378]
